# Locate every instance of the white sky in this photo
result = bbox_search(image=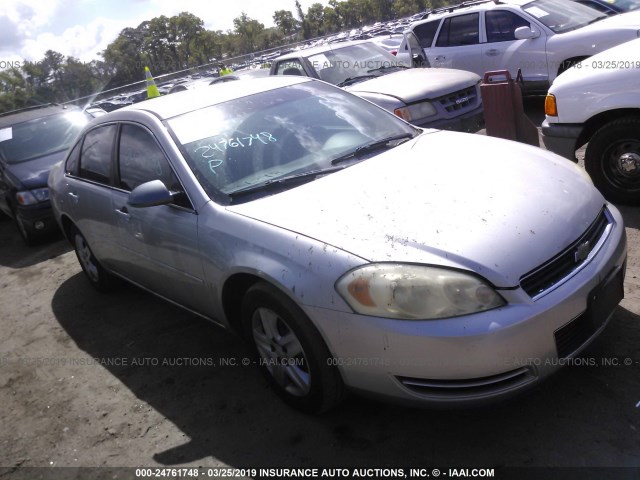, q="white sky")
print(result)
[0,0,330,64]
